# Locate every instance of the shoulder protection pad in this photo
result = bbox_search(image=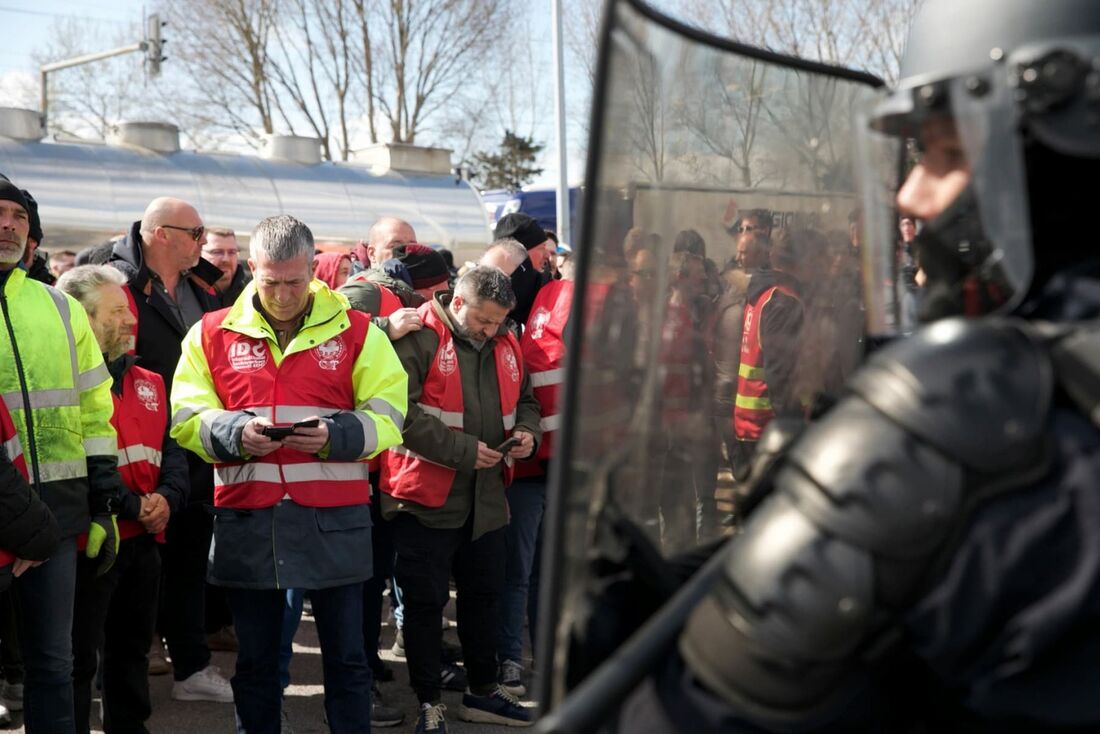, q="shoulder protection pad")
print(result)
[848,318,1053,473]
